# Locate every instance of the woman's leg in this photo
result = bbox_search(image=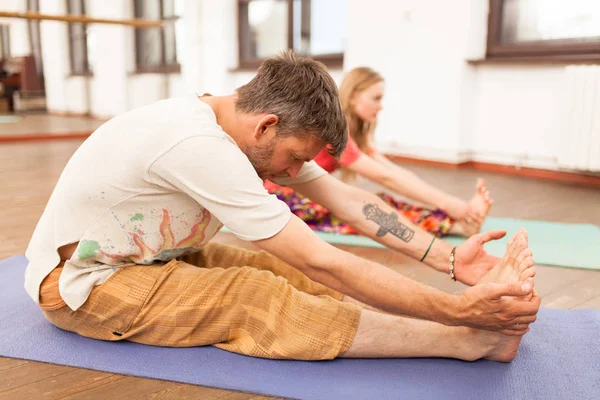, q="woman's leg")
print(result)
[377,192,455,237]
[268,184,358,234]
